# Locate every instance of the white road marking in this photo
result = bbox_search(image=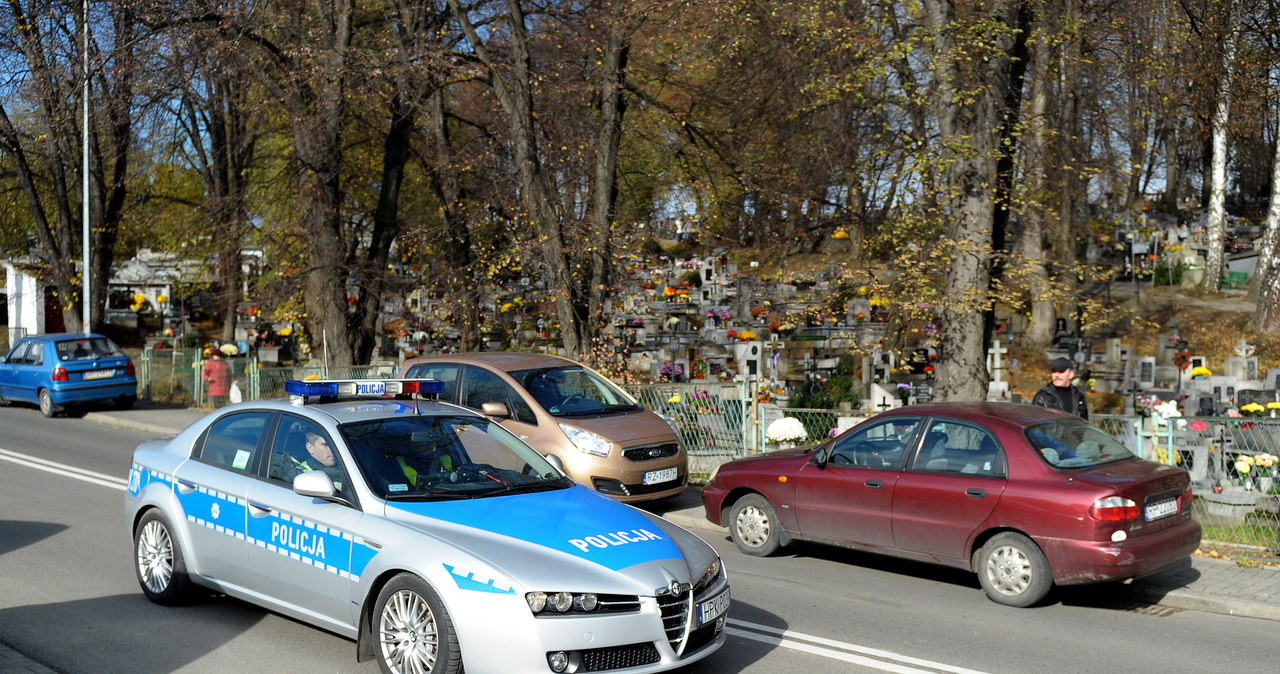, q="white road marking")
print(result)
[728,618,988,674]
[0,447,129,491]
